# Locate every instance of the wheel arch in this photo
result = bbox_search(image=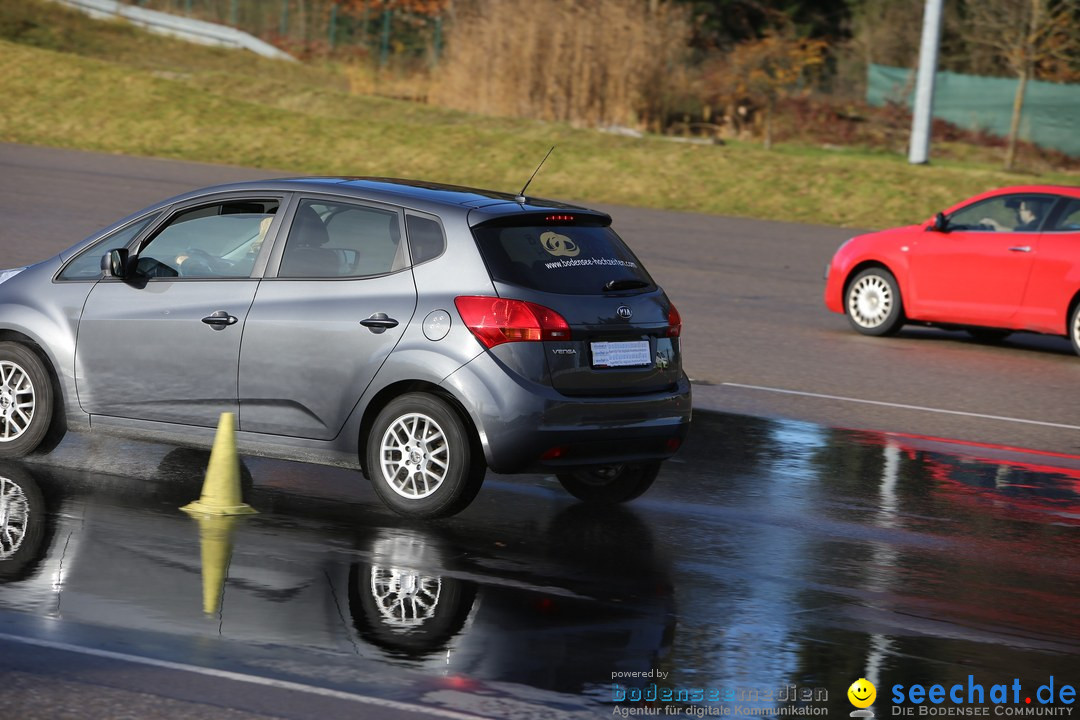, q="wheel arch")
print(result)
[1066,290,1080,337]
[356,380,482,479]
